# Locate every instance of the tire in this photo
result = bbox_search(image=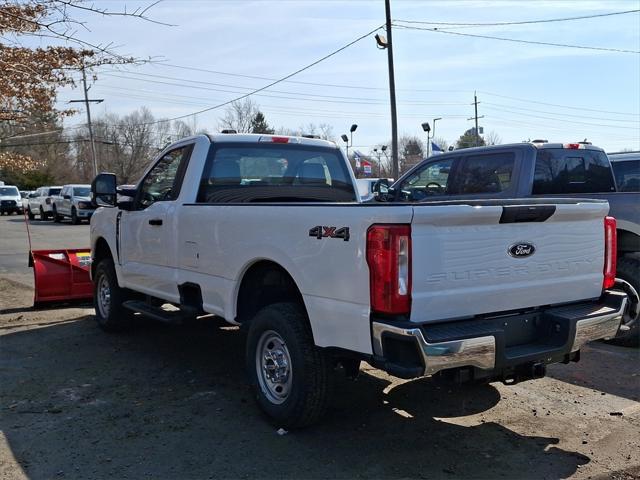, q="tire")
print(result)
[52,206,62,223]
[71,207,80,225]
[608,255,640,347]
[246,302,332,429]
[93,258,134,332]
[27,207,34,220]
[39,206,47,220]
